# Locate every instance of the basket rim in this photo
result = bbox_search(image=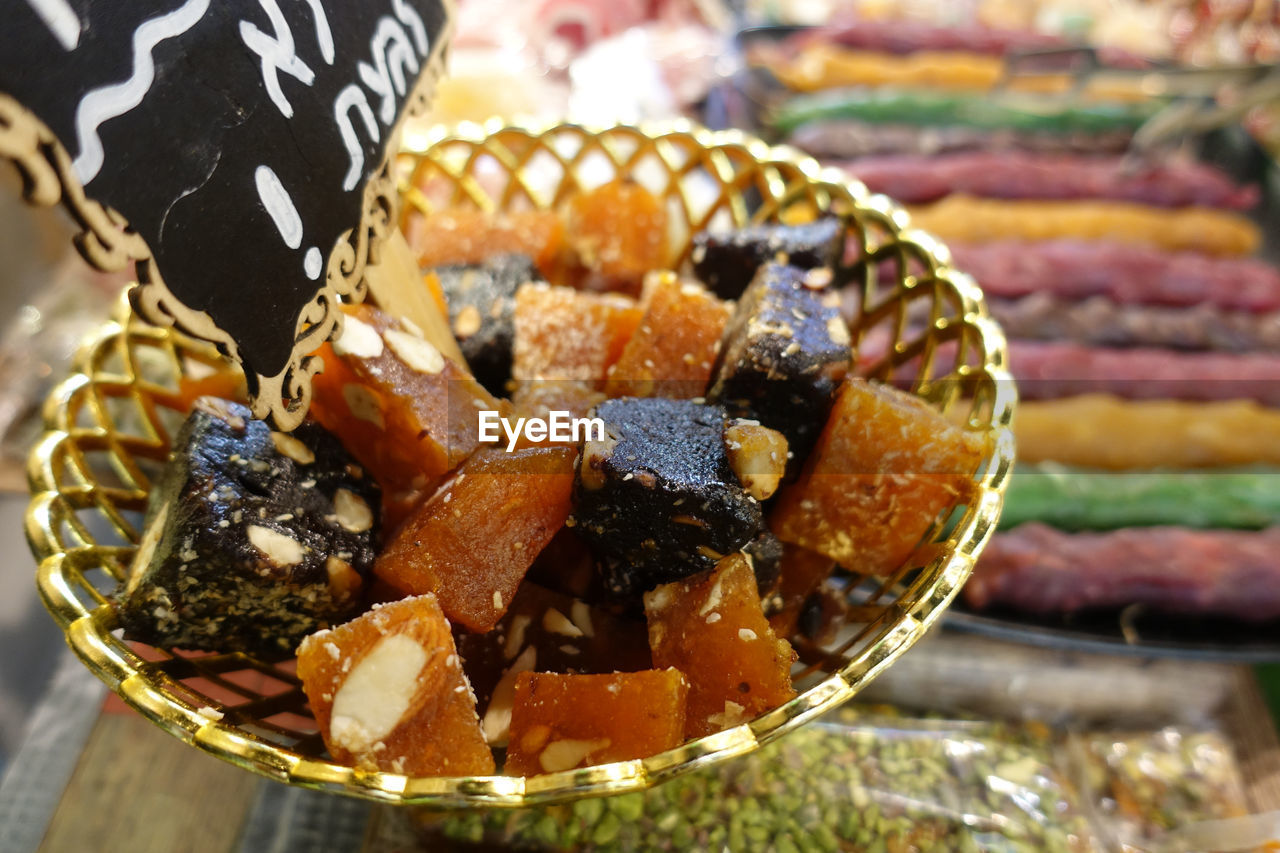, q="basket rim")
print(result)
[25,119,1017,808]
